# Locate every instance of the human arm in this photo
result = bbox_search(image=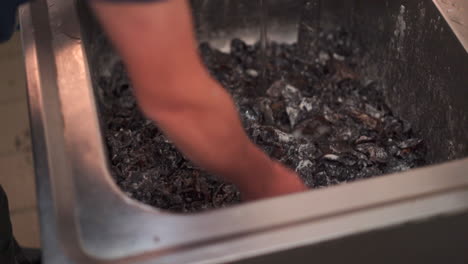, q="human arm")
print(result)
[89,0,306,200]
